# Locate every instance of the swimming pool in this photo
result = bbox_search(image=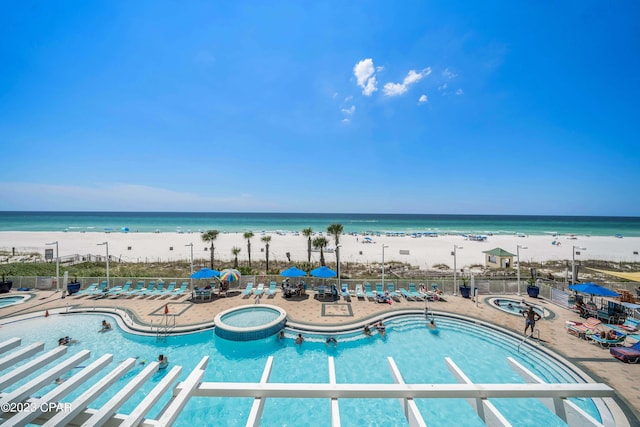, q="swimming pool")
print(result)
[214,305,287,341]
[0,313,608,426]
[0,294,30,308]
